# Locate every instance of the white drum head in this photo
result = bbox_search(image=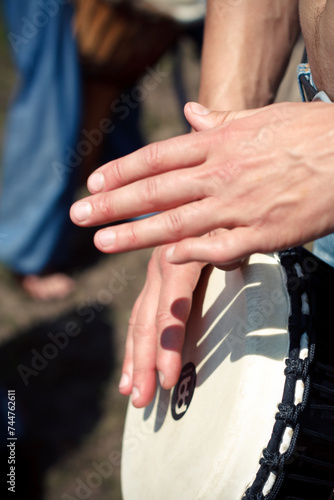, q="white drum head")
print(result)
[121,253,290,500]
